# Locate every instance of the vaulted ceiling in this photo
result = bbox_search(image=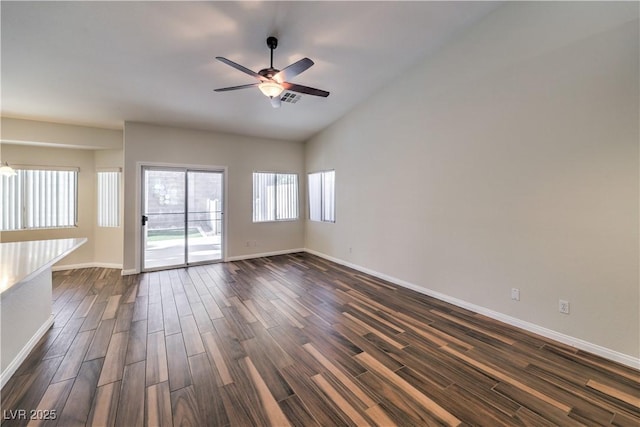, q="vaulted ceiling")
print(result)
[1,1,498,142]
